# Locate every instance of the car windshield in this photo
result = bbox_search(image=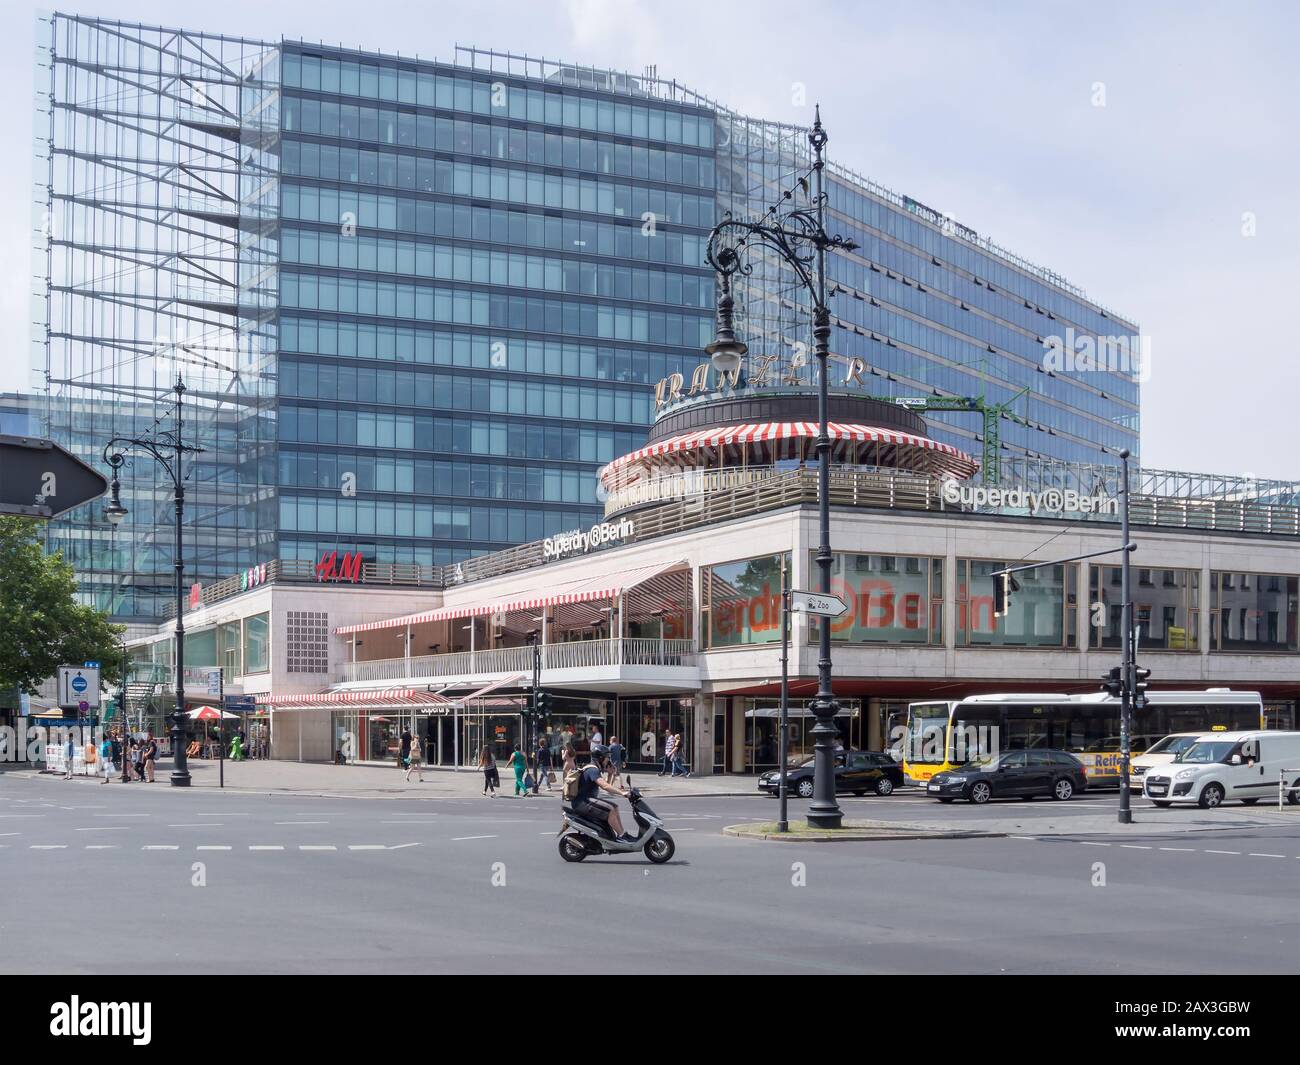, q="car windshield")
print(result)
[1145,735,1198,757]
[956,754,999,771]
[1175,741,1235,764]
